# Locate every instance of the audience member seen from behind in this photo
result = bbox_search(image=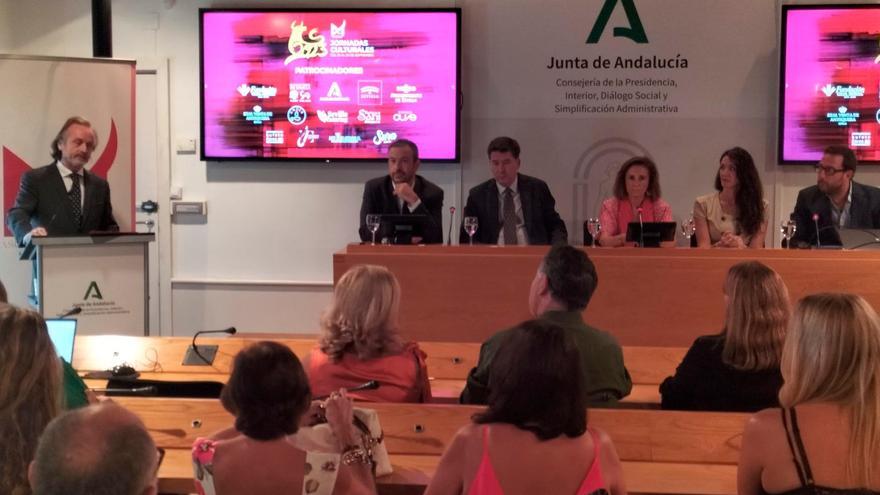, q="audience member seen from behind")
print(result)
[0,280,93,410]
[597,156,673,247]
[660,261,789,411]
[694,147,768,248]
[426,320,626,495]
[29,403,161,495]
[306,264,431,402]
[193,341,376,495]
[0,305,61,495]
[461,245,631,406]
[738,293,880,495]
